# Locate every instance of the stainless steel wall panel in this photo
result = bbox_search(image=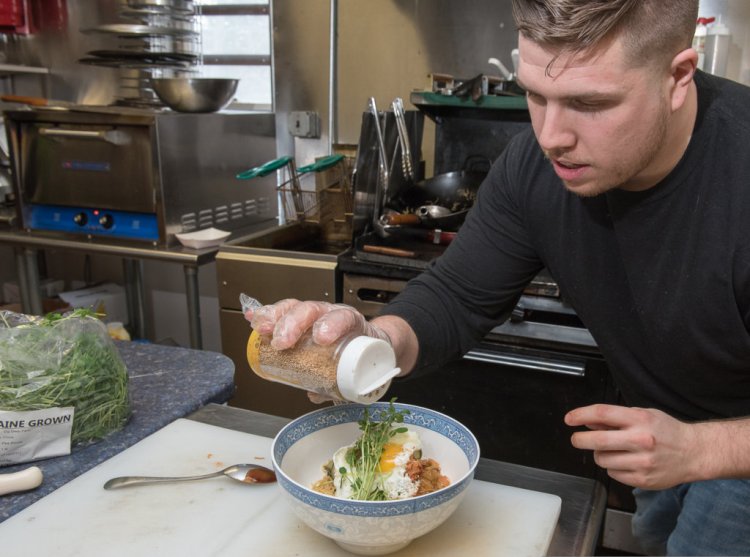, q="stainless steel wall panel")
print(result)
[156,112,278,238]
